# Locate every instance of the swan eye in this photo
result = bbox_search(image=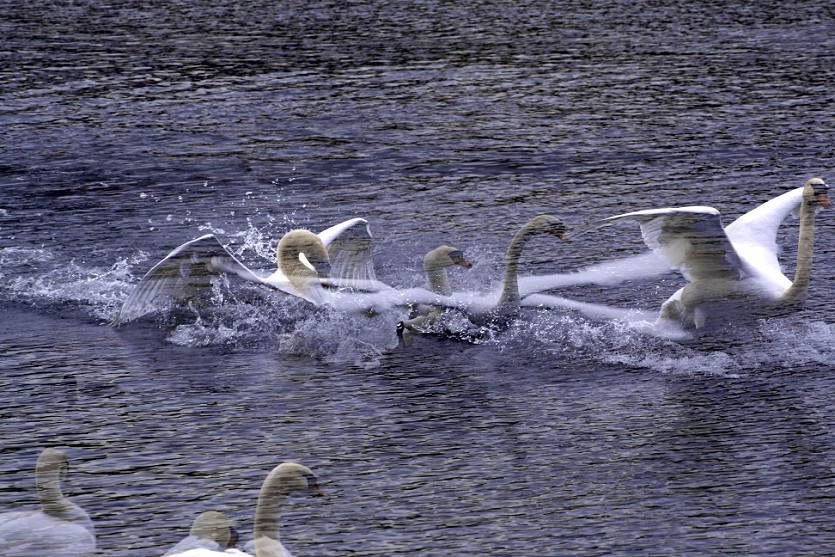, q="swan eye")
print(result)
[449,251,464,262]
